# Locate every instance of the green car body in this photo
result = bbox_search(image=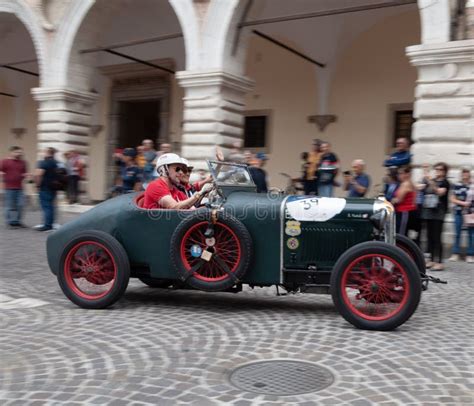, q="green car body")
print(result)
[47,162,429,331]
[48,188,386,286]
